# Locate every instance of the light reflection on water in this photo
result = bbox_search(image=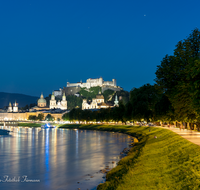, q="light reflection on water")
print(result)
[0,126,131,190]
